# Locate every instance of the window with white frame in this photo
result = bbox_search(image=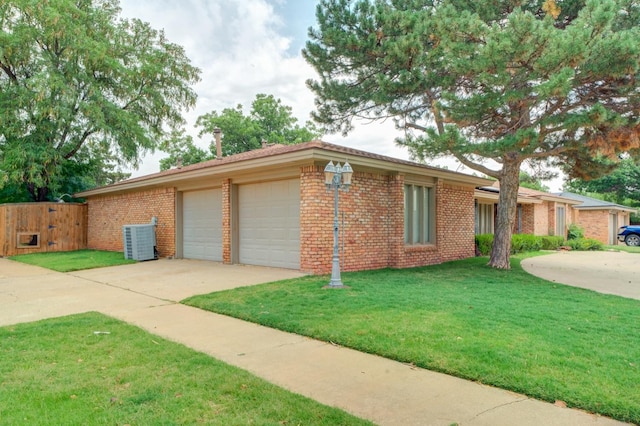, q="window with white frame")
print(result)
[404,184,434,244]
